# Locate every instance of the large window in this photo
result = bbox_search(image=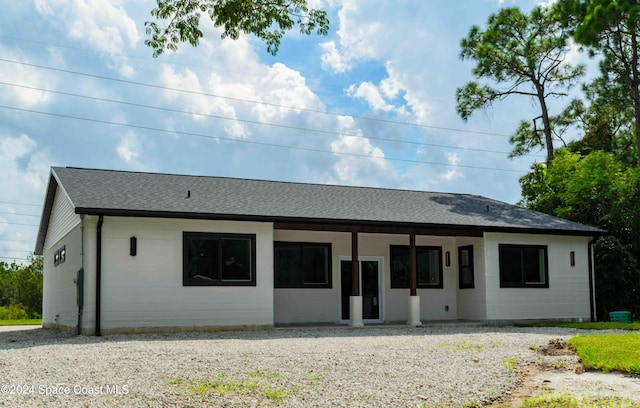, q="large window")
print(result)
[183,232,256,286]
[458,245,474,289]
[390,245,443,289]
[274,242,331,288]
[499,244,548,288]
